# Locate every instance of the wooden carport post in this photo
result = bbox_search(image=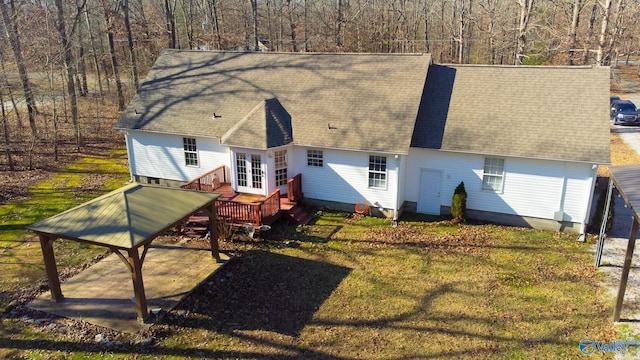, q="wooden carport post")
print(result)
[127,248,148,322]
[614,218,638,321]
[206,202,221,262]
[38,234,63,302]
